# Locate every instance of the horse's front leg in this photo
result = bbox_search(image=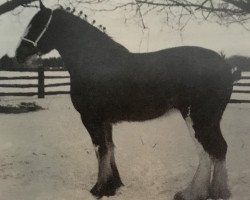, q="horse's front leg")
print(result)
[81,117,123,198]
